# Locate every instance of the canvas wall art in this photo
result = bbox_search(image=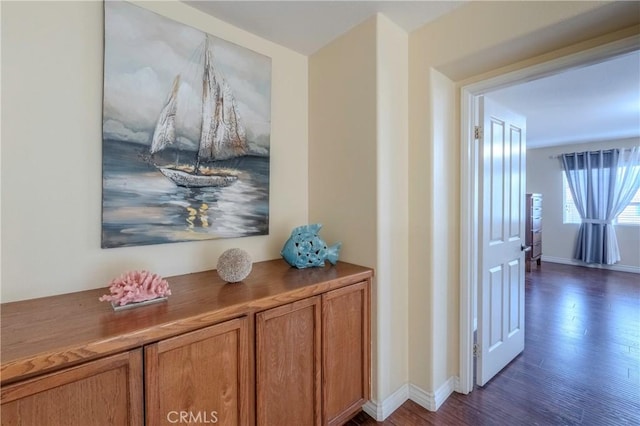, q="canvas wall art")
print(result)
[102,1,271,248]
